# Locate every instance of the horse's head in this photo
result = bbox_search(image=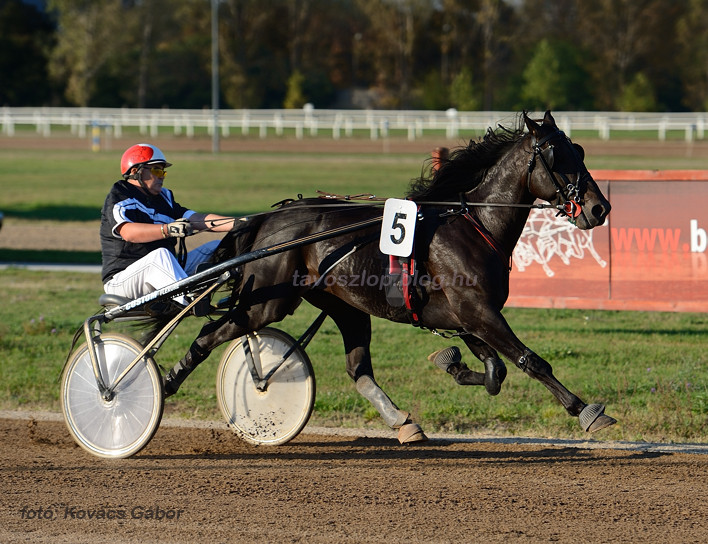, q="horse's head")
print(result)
[524,111,610,229]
